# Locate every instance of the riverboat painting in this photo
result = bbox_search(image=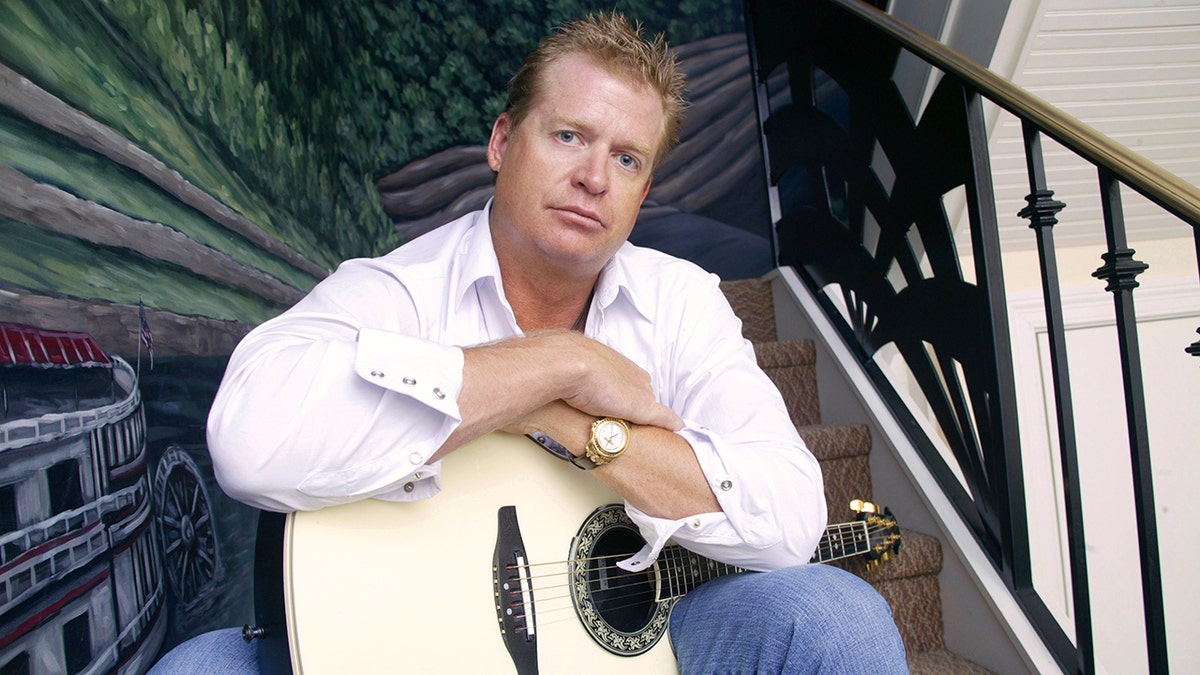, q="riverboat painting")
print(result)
[0,322,255,674]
